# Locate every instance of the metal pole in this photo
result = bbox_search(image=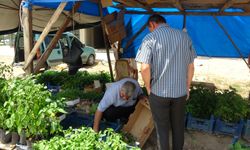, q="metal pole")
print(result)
[182,14,186,29]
